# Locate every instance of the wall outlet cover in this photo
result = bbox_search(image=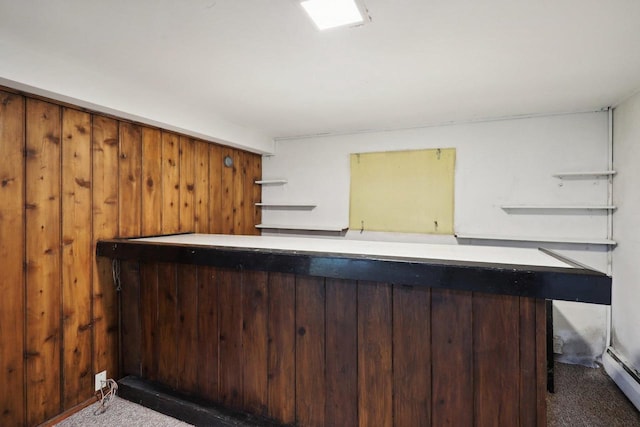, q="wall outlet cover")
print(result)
[95,370,107,391]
